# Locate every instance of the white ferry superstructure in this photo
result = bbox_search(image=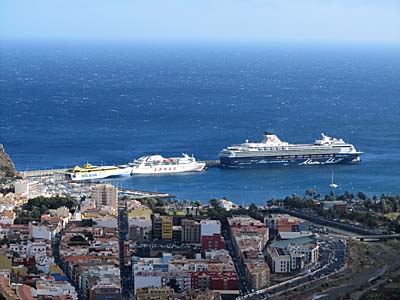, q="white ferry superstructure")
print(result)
[130,154,206,174]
